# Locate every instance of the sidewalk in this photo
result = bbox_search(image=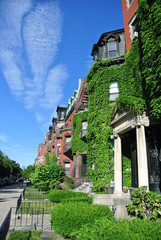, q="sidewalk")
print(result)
[41,232,65,240]
[0,184,25,227]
